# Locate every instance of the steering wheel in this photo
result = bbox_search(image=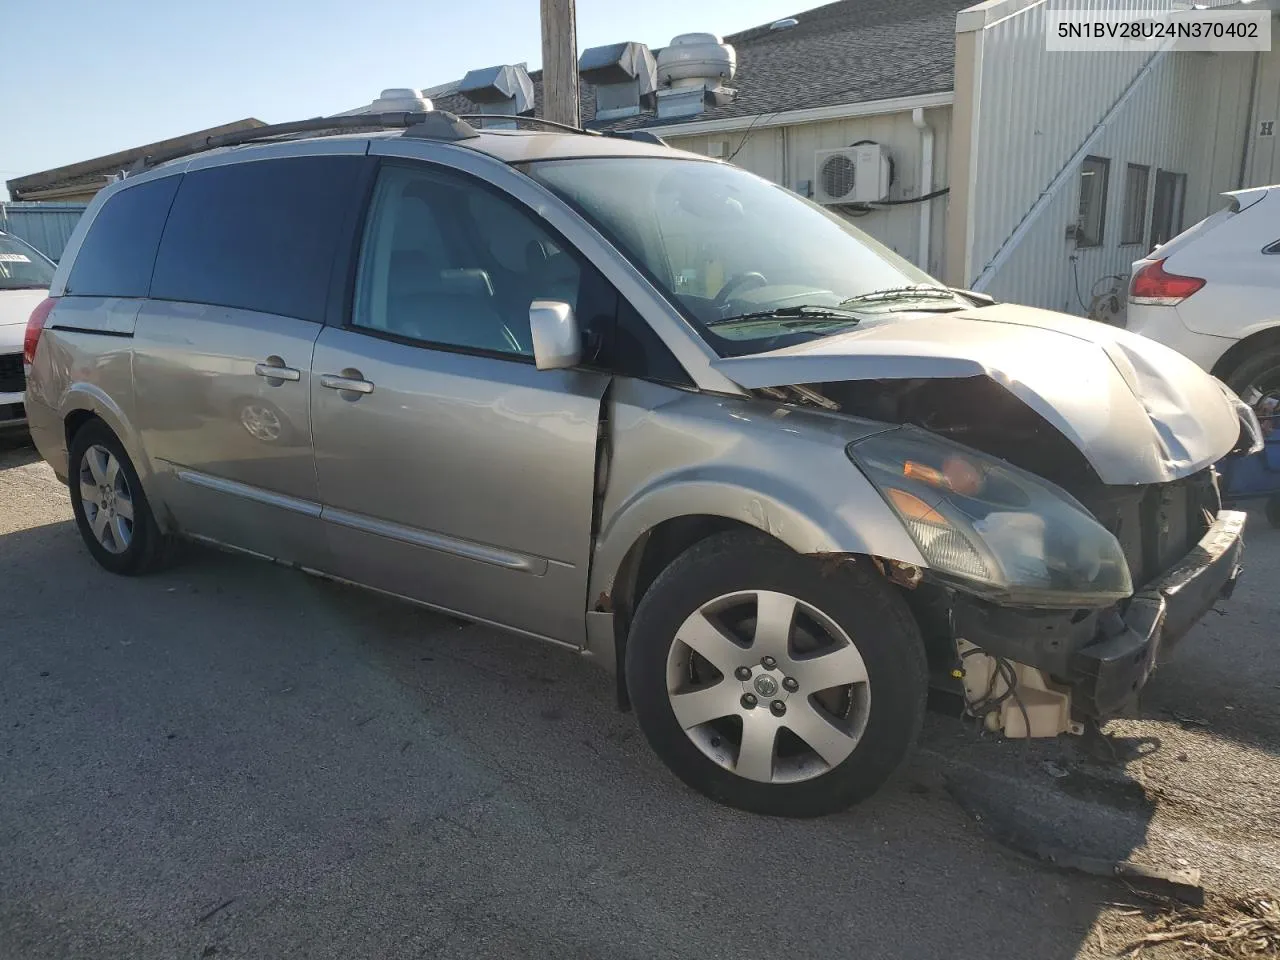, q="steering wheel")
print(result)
[714,272,769,308]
